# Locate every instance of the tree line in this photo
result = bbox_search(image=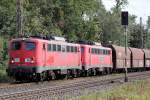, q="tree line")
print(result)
[0,0,150,64]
